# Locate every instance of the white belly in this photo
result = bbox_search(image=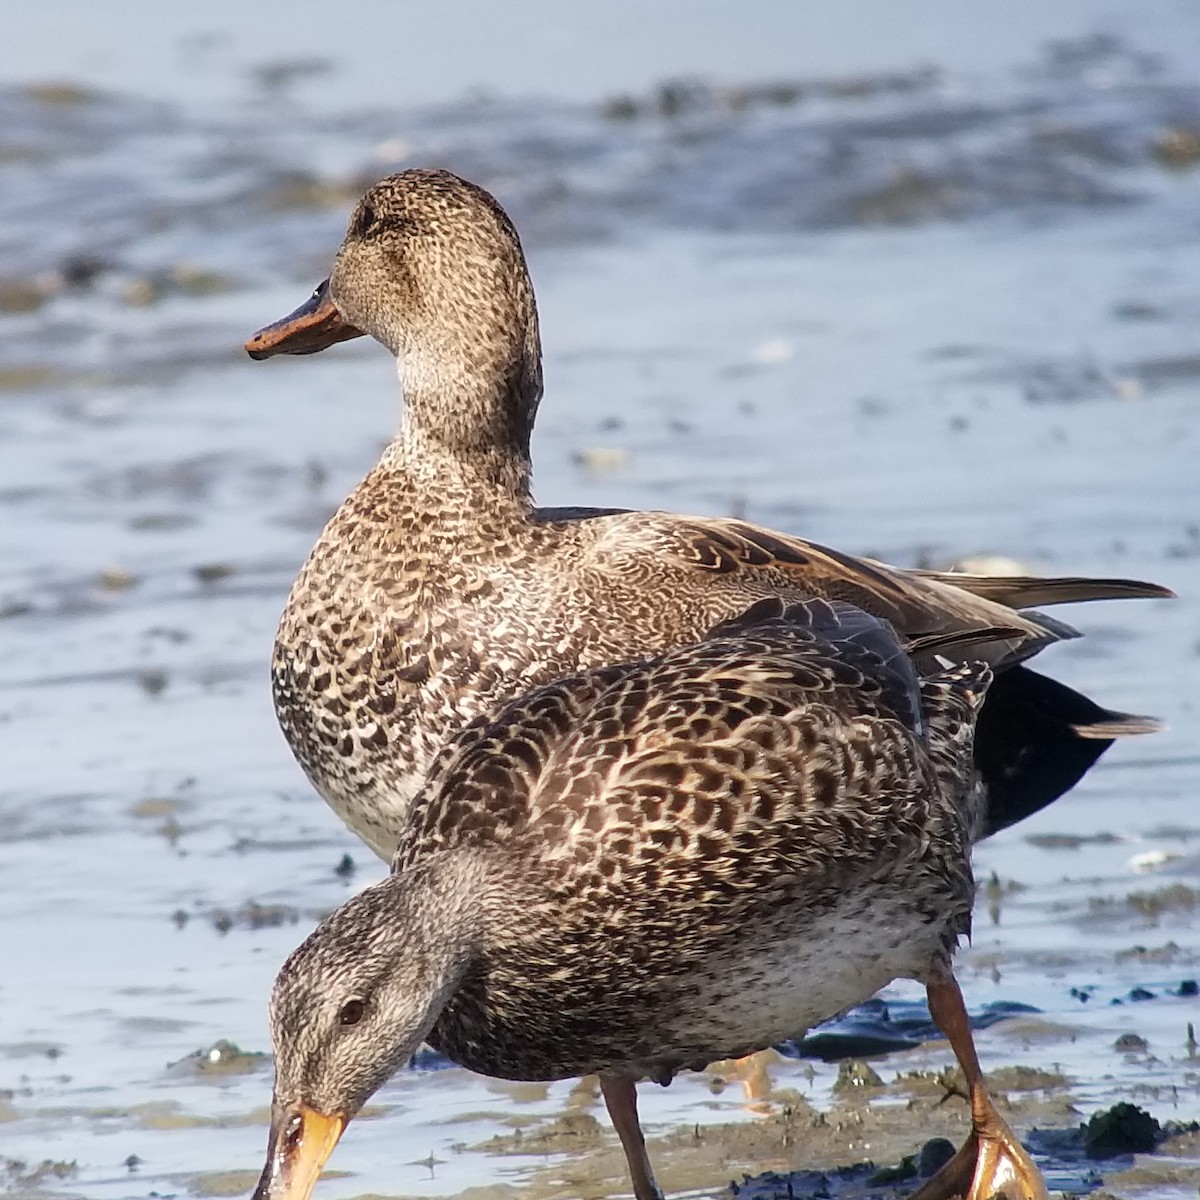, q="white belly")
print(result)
[658,893,949,1063]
